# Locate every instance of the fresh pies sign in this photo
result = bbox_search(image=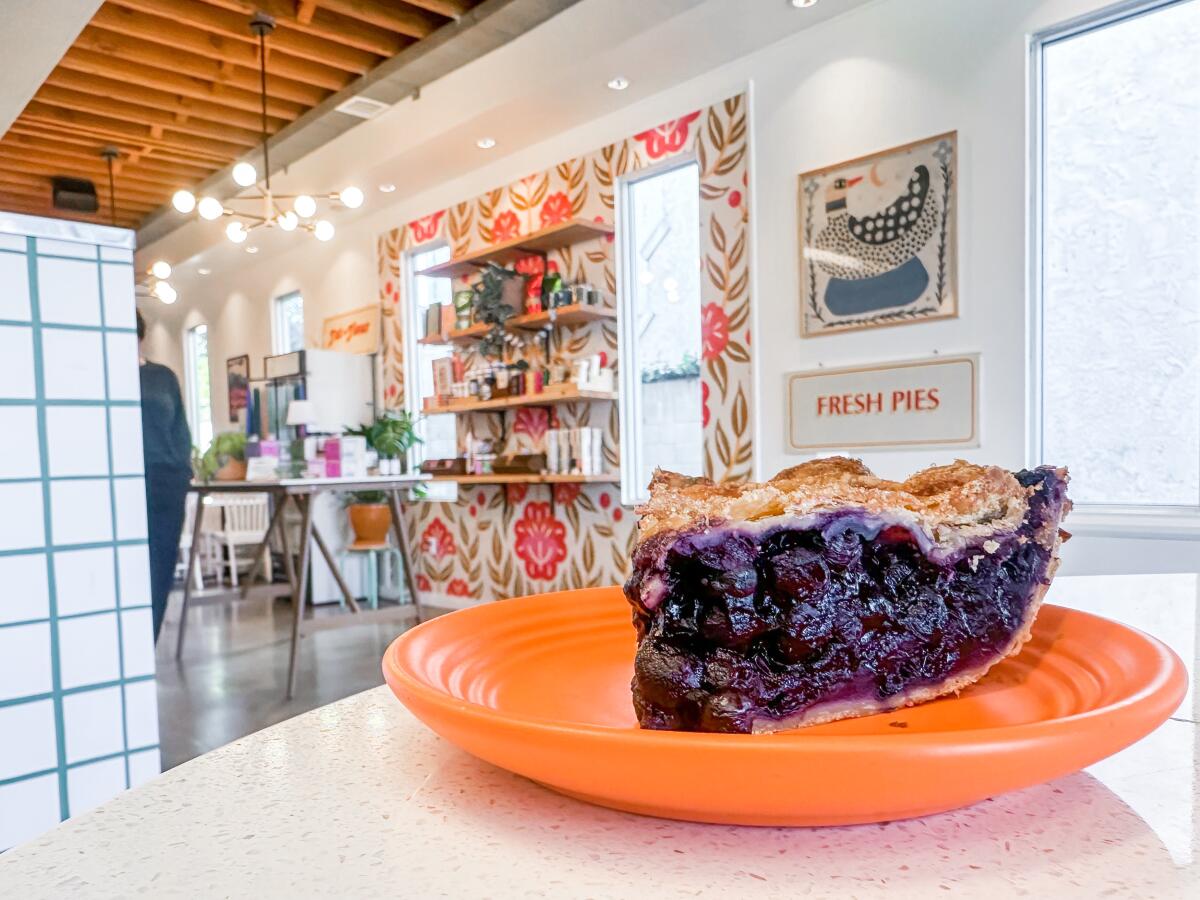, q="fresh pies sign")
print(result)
[786,354,978,451]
